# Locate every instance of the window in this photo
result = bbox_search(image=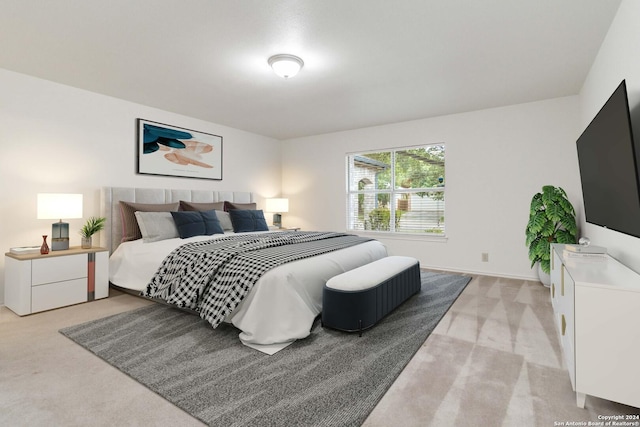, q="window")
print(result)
[346,144,445,235]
